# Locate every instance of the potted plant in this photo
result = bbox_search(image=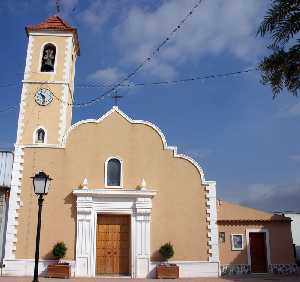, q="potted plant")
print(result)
[47,242,71,279]
[156,242,179,279]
